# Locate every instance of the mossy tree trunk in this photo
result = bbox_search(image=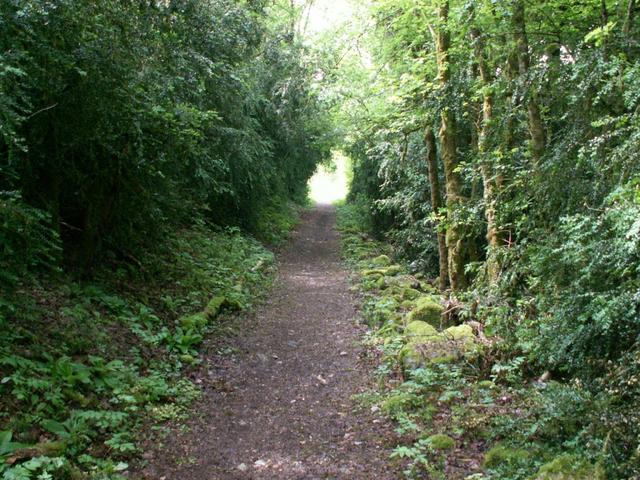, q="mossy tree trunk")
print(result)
[513,0,545,167]
[470,17,500,284]
[424,128,448,291]
[436,0,466,291]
